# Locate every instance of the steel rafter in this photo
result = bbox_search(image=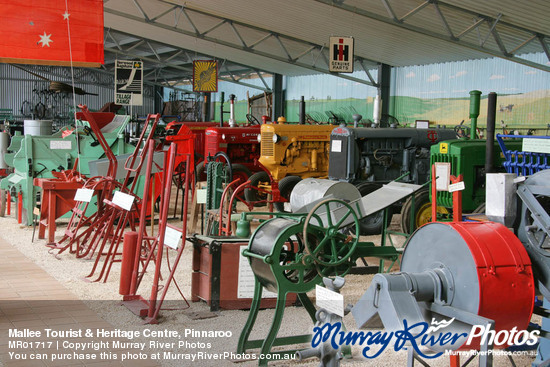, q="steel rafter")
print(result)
[103,29,273,91]
[104,1,380,87]
[313,0,550,72]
